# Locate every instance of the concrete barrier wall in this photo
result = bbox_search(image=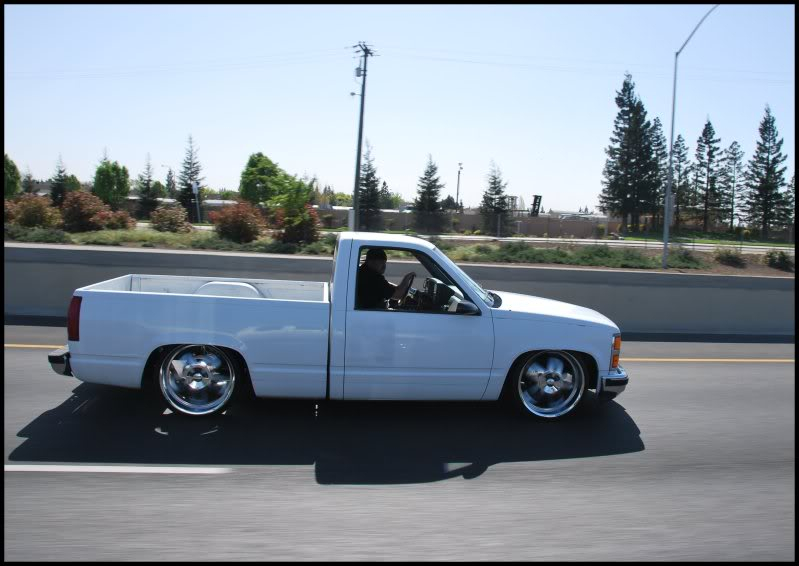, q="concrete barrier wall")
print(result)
[4,243,794,338]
